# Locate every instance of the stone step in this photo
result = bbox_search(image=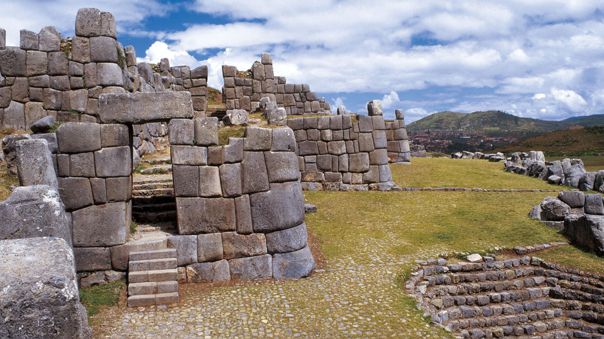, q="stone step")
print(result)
[129,268,178,283]
[132,195,176,205]
[426,277,550,297]
[129,248,177,261]
[458,317,604,338]
[132,211,177,223]
[129,258,177,272]
[132,202,176,212]
[442,297,555,320]
[139,165,172,175]
[127,292,179,307]
[142,157,171,165]
[133,182,174,191]
[128,281,178,296]
[132,188,174,197]
[133,177,173,185]
[446,307,563,331]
